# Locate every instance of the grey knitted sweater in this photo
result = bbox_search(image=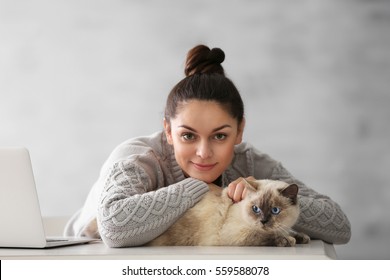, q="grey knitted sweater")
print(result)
[64,131,351,247]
